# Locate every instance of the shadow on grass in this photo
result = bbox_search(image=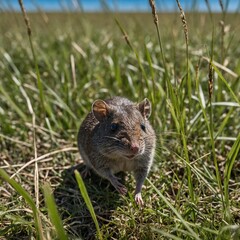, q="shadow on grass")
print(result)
[54,163,125,239]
